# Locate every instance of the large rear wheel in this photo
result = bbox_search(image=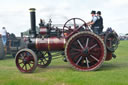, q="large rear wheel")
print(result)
[65,31,106,71]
